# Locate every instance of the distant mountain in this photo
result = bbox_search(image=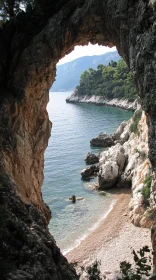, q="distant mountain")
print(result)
[51,51,120,92]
